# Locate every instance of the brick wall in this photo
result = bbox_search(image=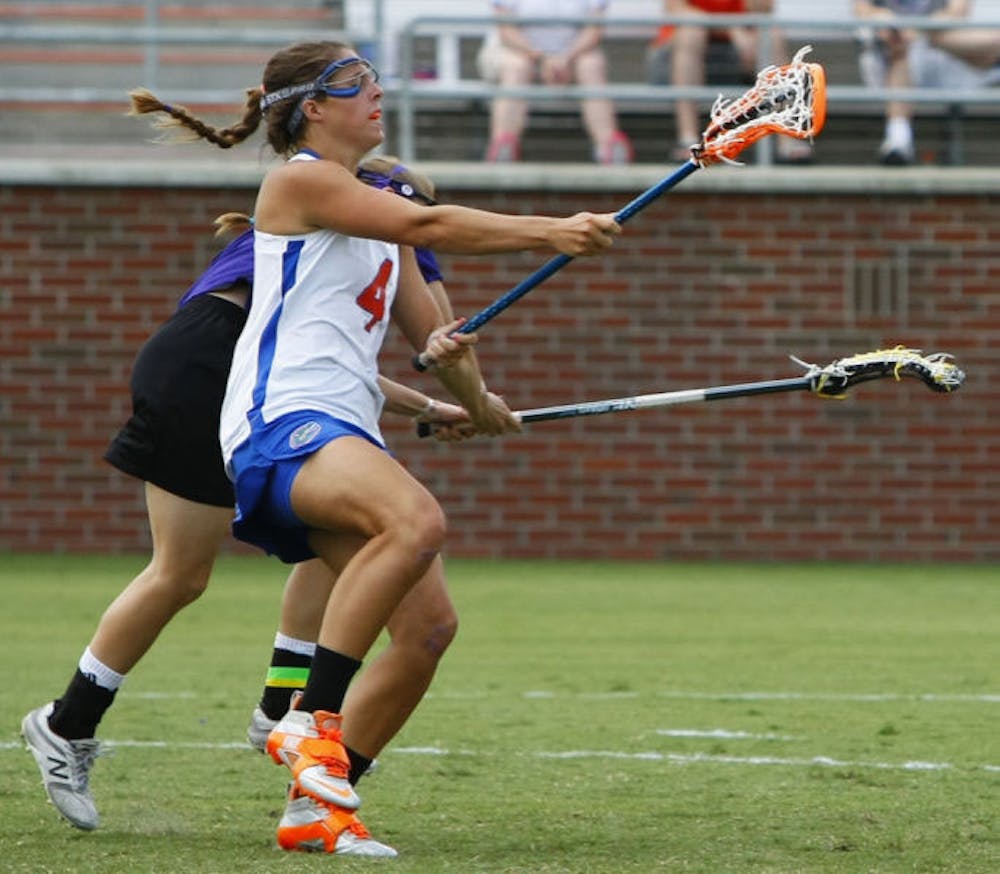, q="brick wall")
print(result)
[1,180,997,560]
